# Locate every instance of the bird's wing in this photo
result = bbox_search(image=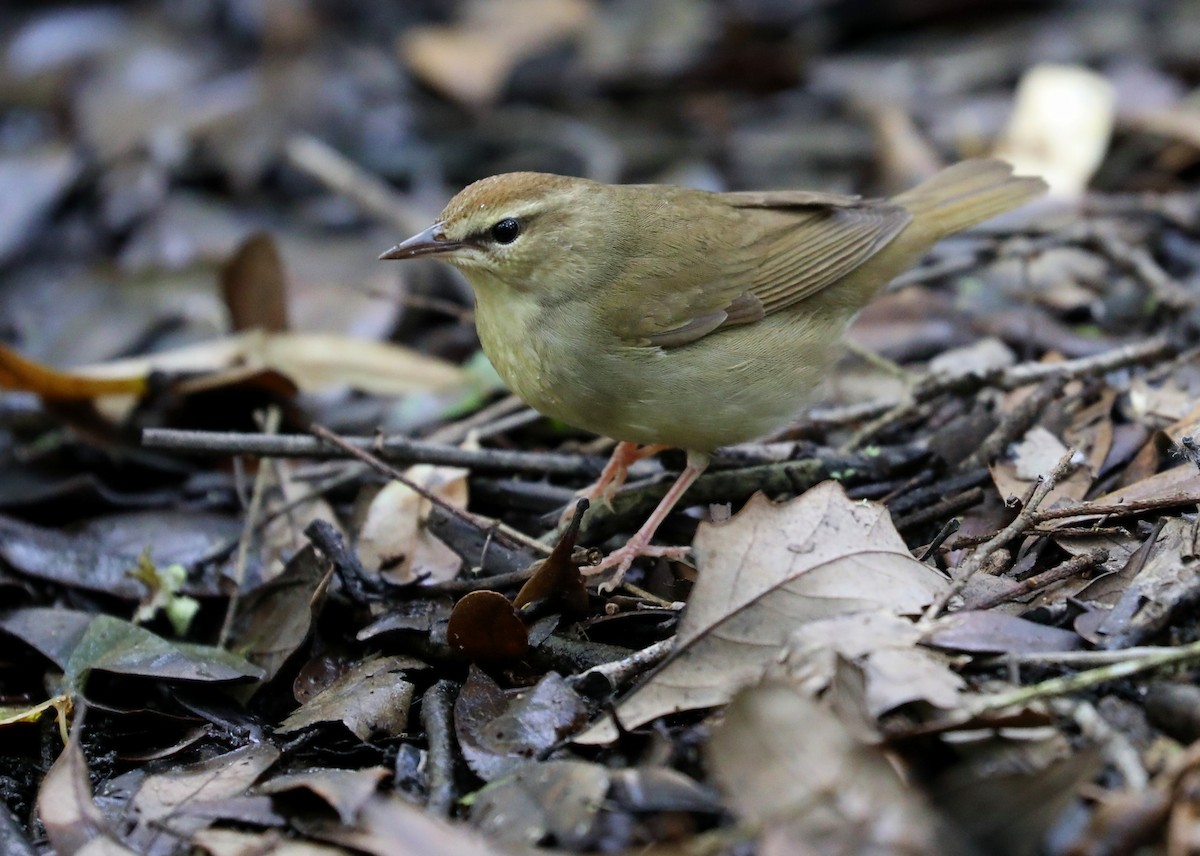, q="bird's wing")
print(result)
[635,196,912,349]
